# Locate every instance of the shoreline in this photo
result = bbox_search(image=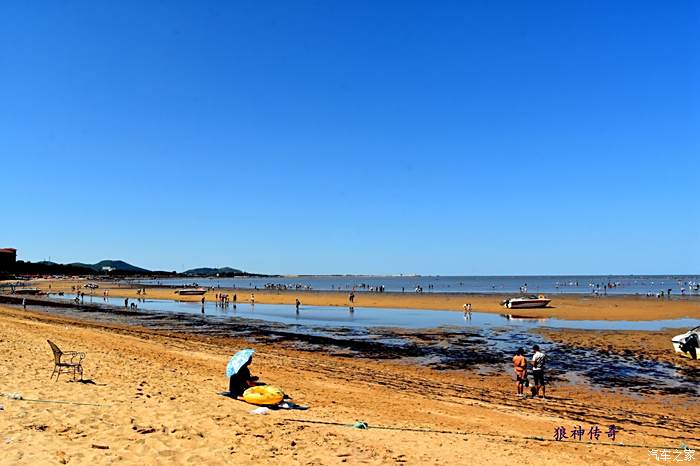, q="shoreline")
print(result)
[21,279,700,321]
[90,281,700,298]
